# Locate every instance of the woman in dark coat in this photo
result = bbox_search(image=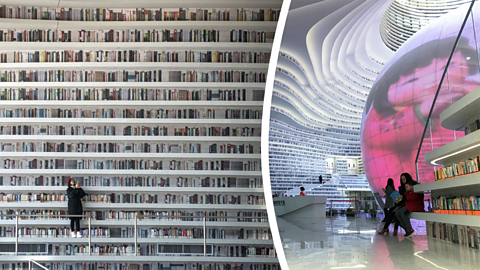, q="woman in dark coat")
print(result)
[67,178,86,238]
